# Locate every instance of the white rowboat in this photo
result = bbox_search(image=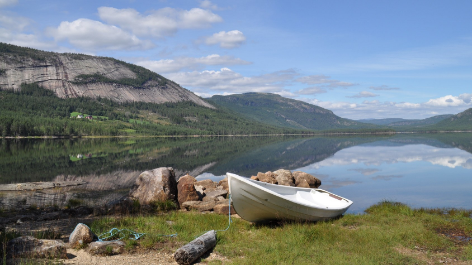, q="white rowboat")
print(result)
[227,173,353,222]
